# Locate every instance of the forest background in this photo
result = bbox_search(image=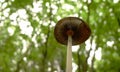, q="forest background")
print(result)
[0,0,120,72]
